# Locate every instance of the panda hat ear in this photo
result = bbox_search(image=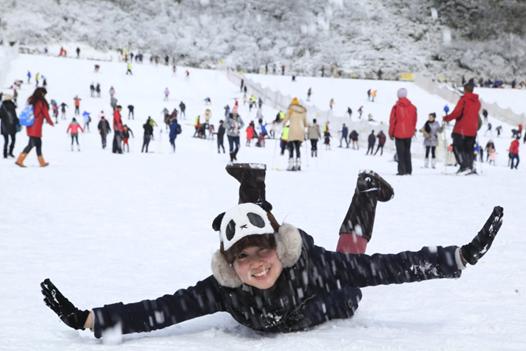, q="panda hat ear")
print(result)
[212,212,225,231]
